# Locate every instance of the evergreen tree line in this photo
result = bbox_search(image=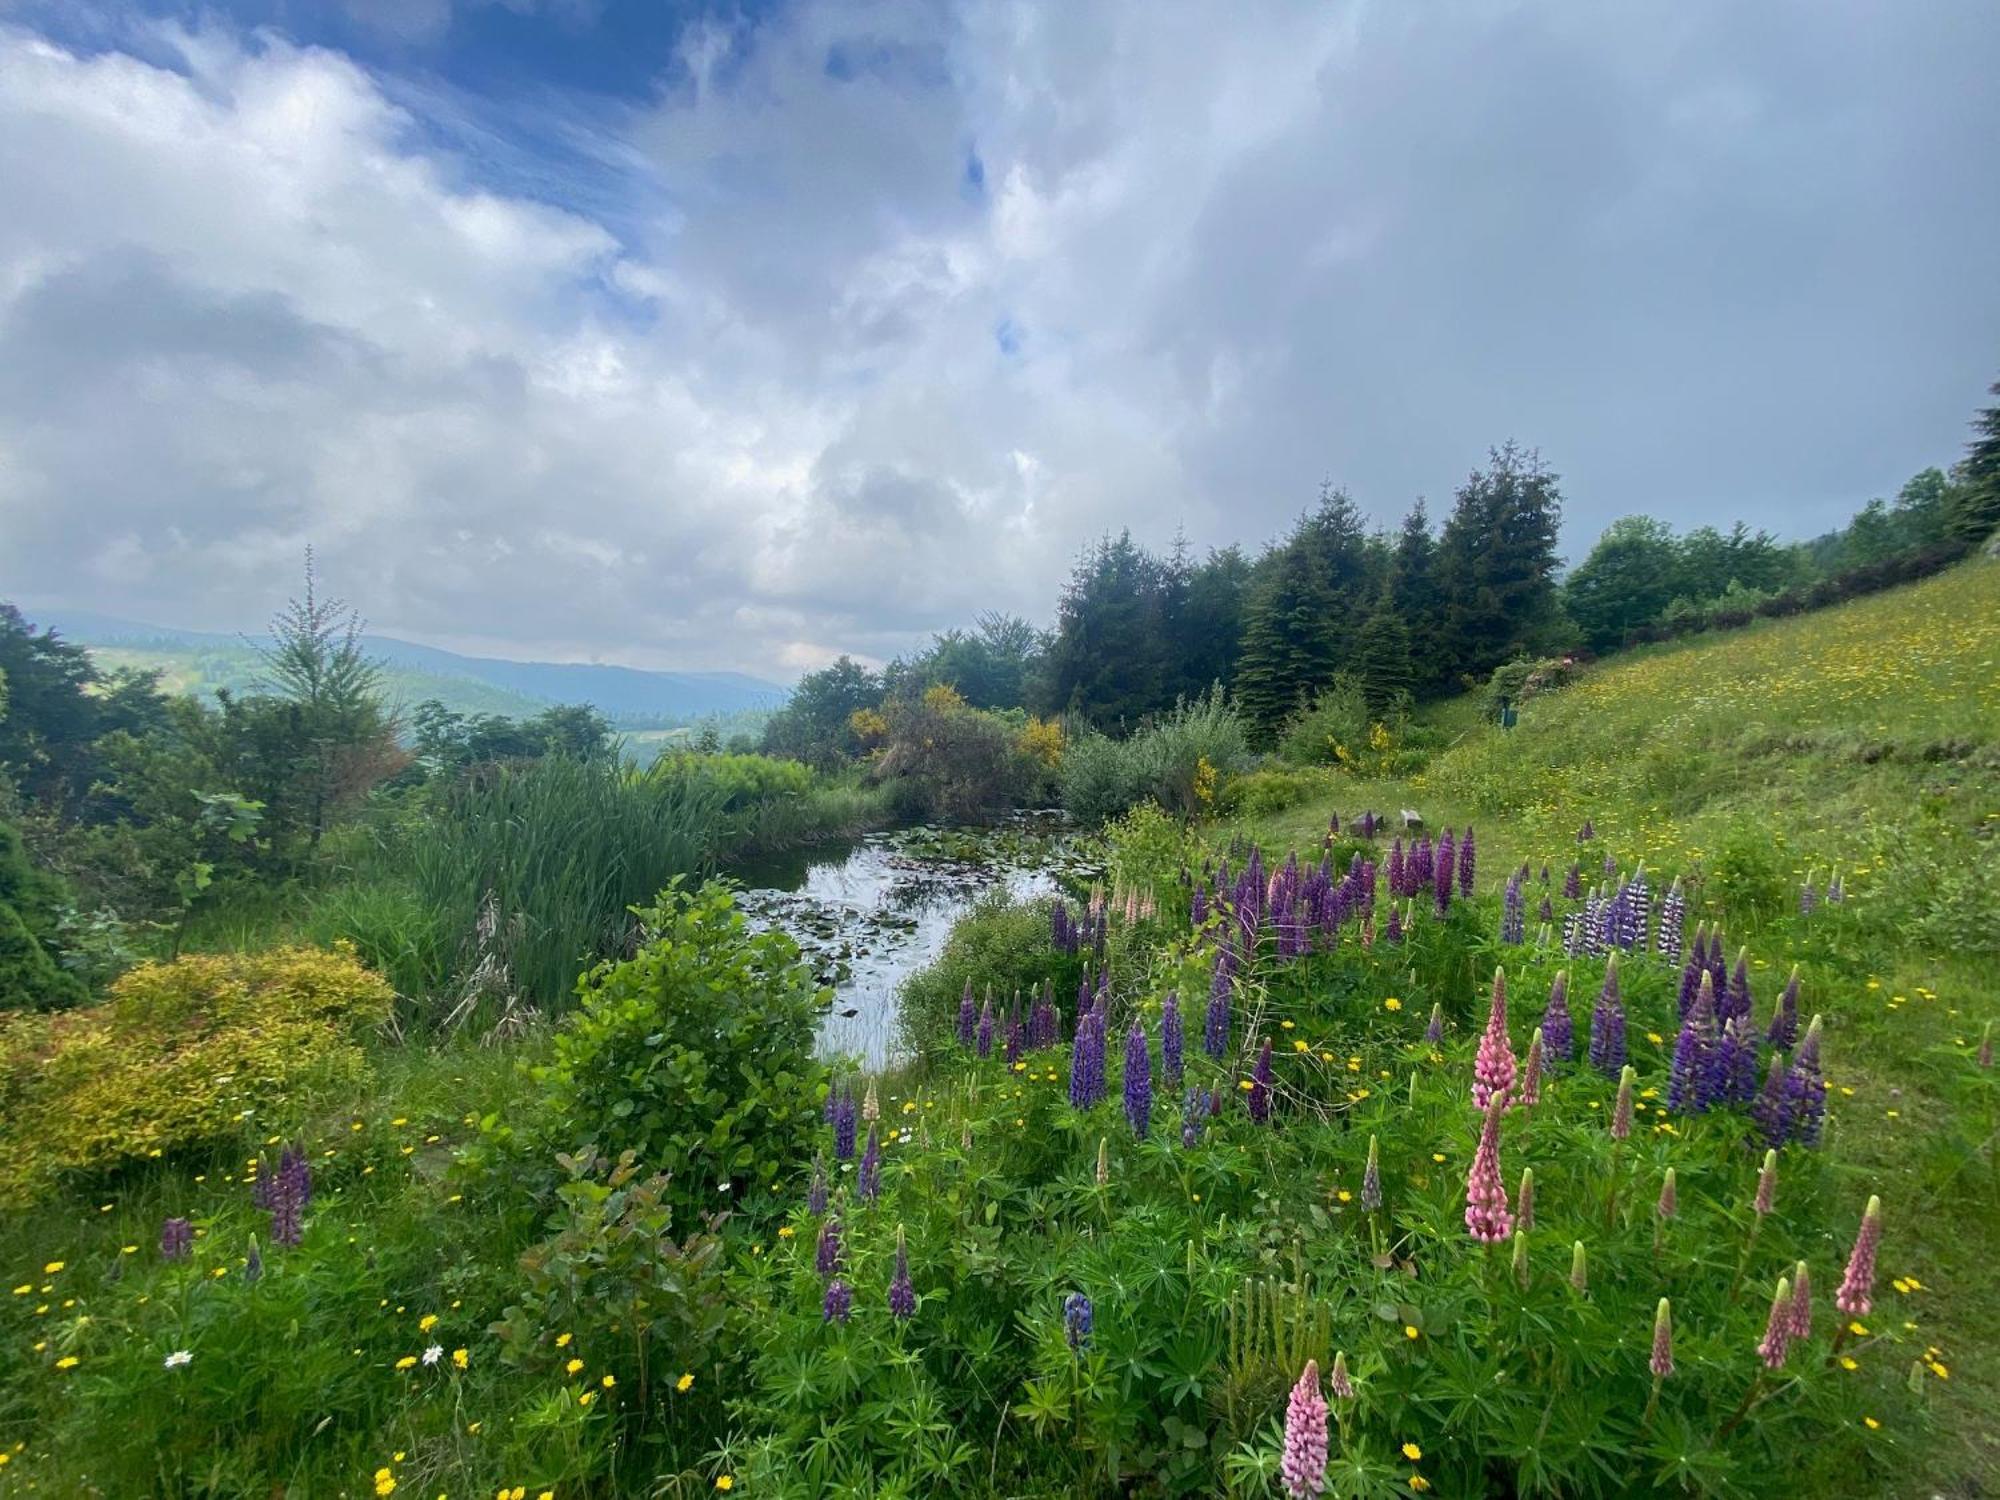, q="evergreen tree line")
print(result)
[767,380,2000,756]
